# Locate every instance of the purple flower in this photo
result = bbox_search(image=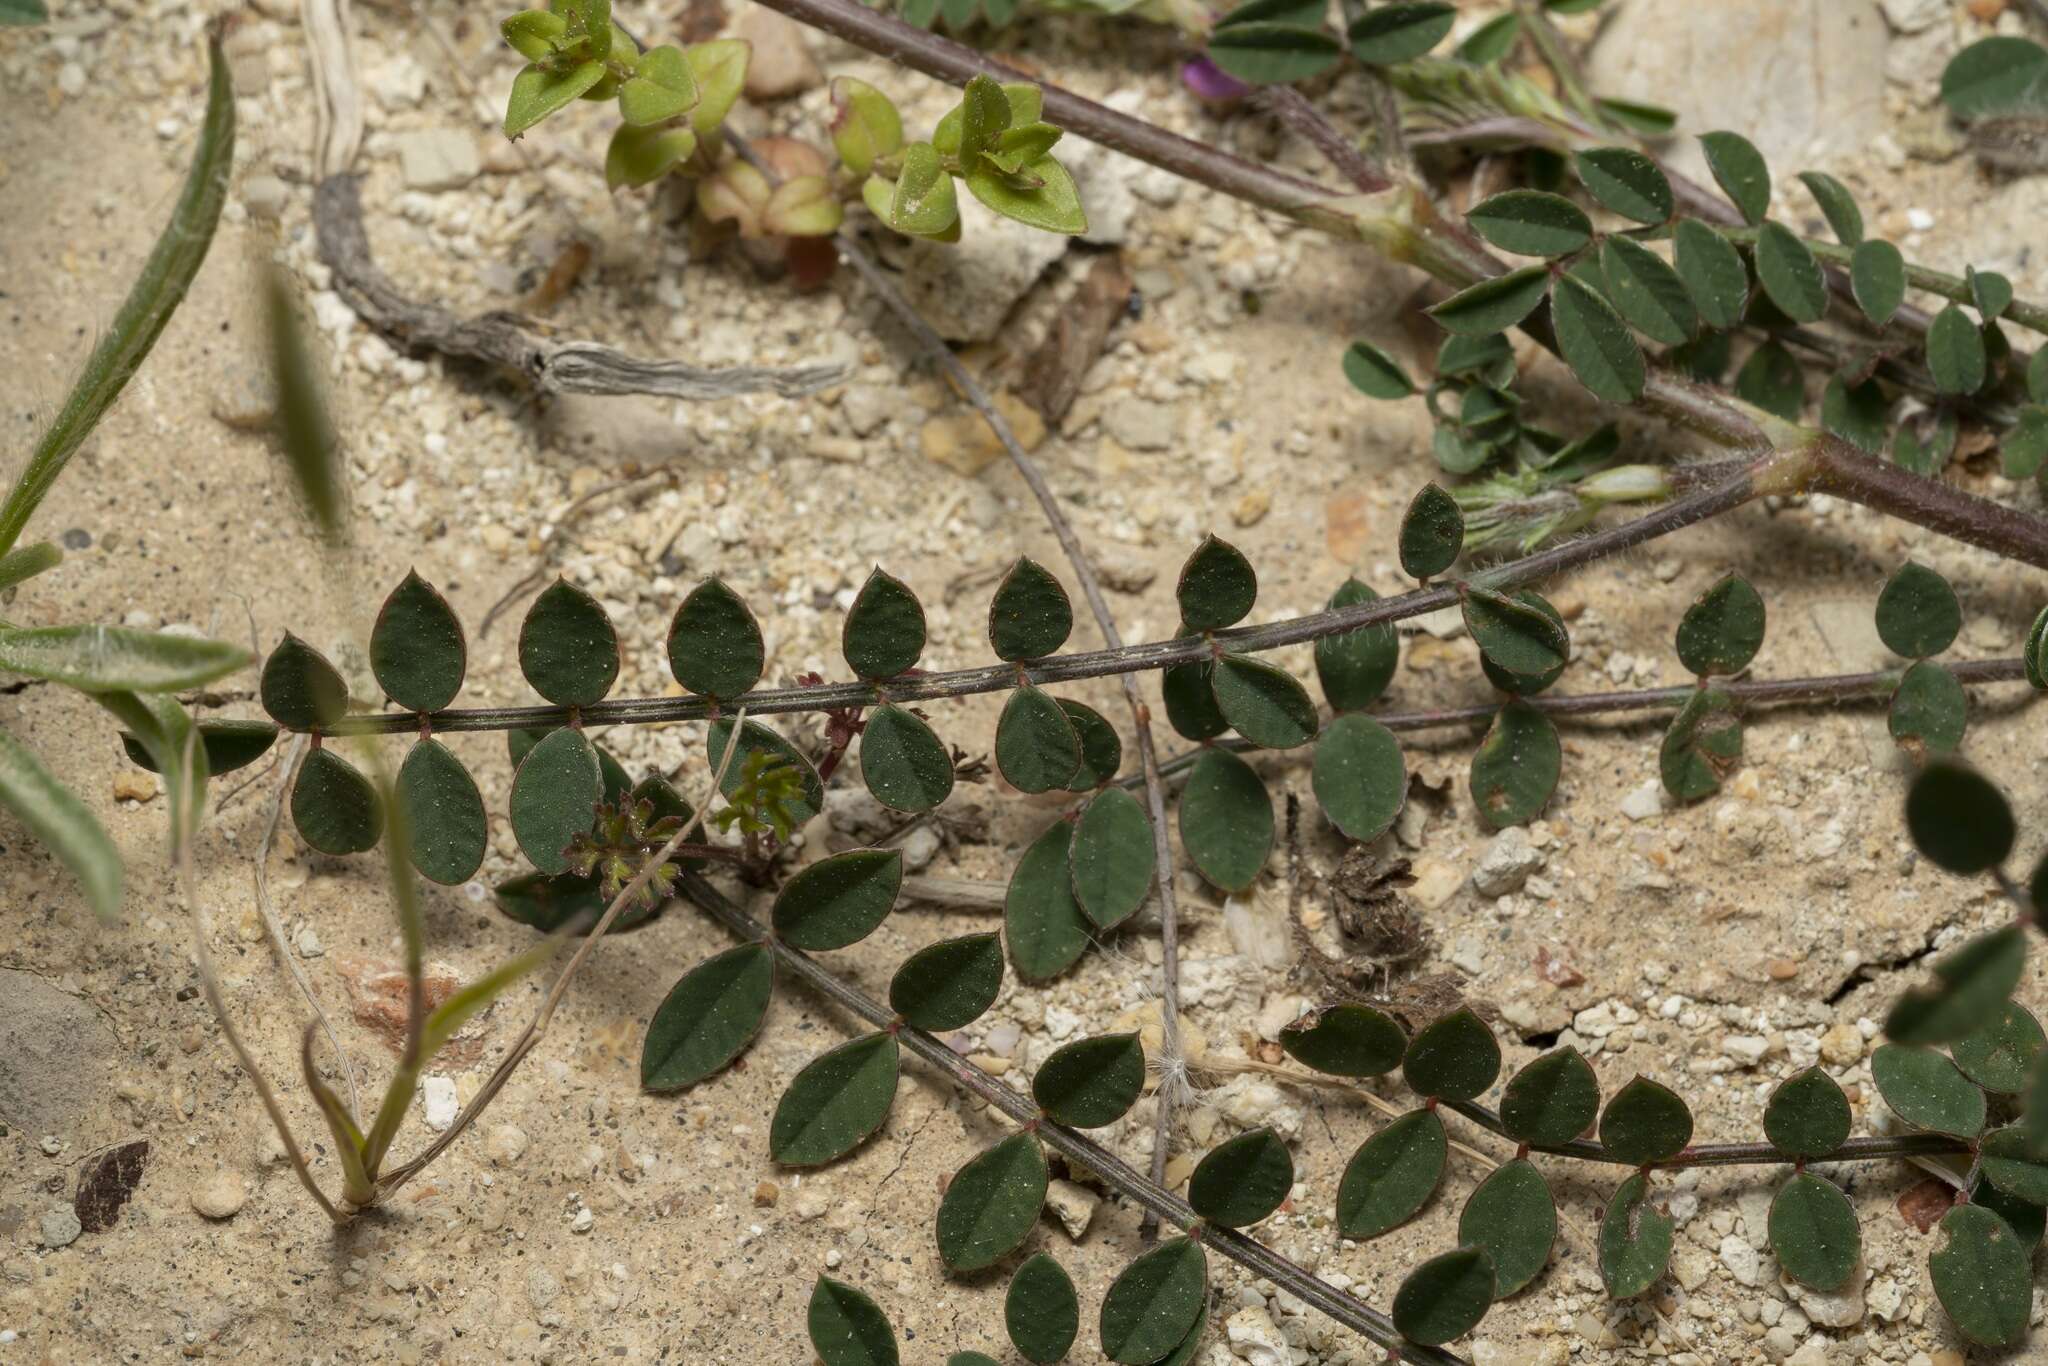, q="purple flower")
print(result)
[1182,55,1252,103]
